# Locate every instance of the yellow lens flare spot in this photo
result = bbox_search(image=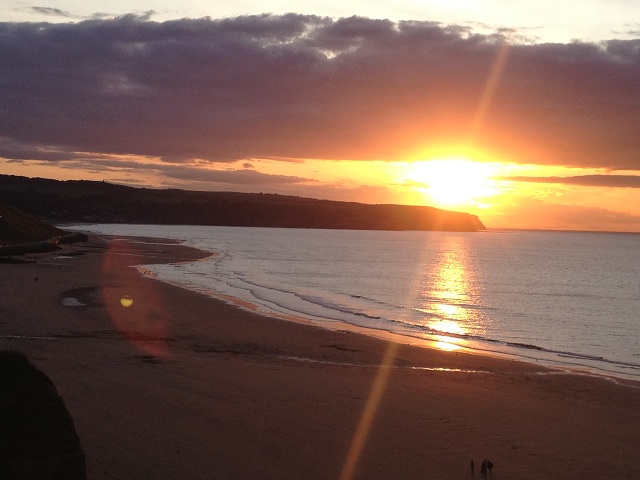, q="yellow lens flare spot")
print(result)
[120,296,134,308]
[407,158,497,208]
